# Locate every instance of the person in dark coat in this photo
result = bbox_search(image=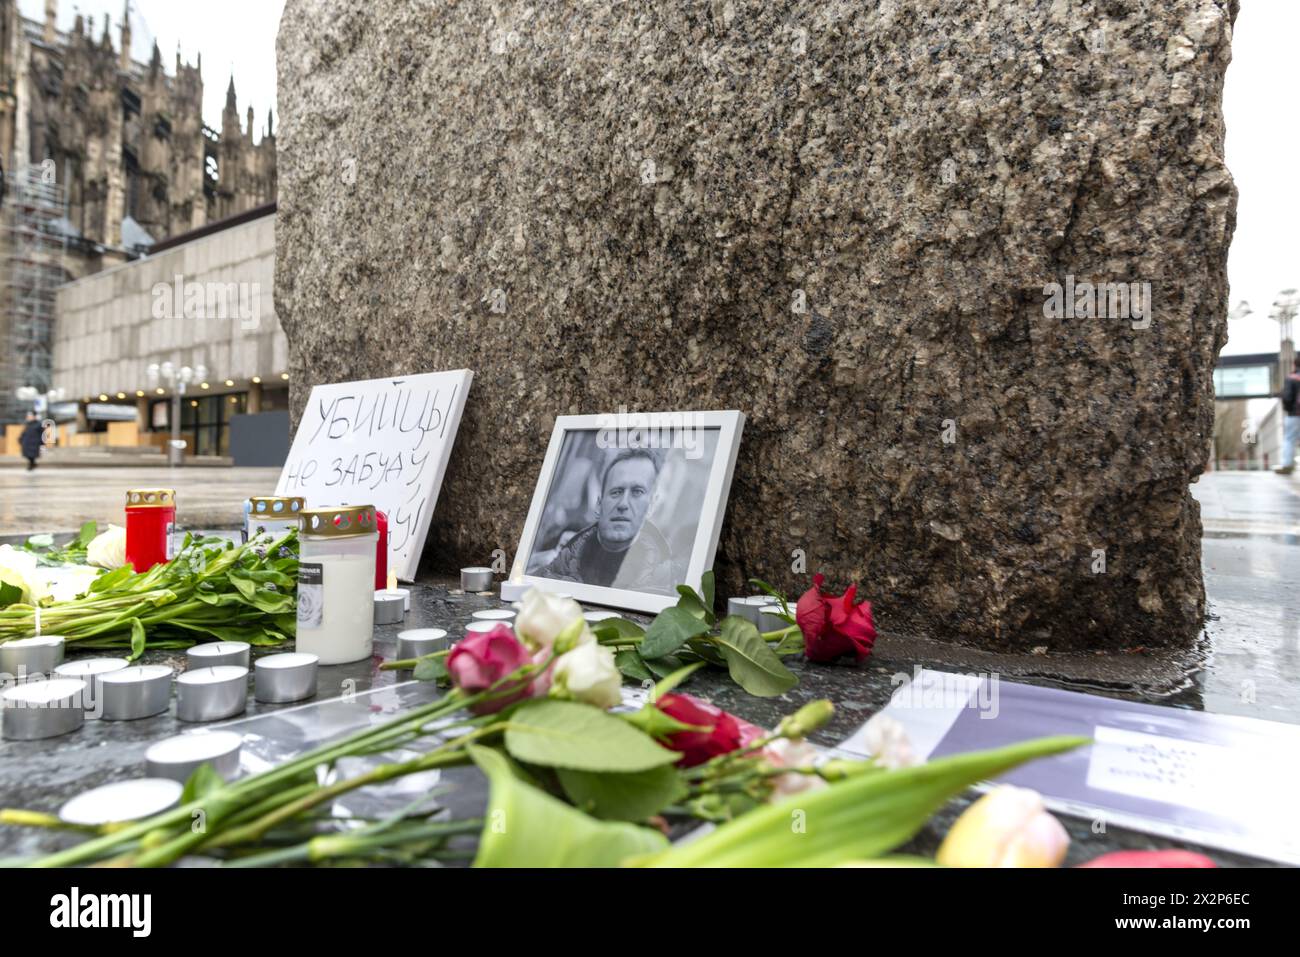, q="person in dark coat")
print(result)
[19,413,44,470]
